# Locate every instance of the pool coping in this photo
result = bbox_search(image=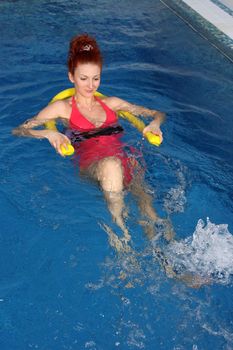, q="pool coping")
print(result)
[161,0,233,62]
